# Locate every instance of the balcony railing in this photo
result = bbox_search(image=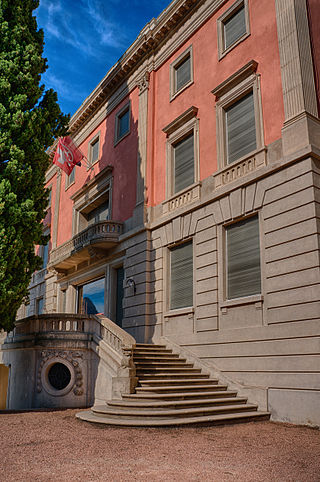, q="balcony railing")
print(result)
[48,220,122,272]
